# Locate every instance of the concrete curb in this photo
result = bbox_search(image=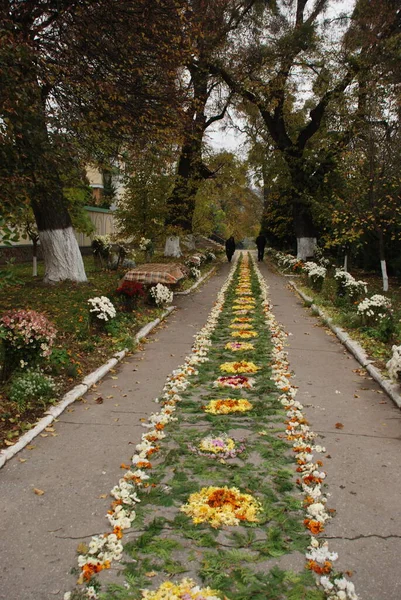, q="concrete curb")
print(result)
[288,281,401,409]
[175,266,216,296]
[0,306,176,469]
